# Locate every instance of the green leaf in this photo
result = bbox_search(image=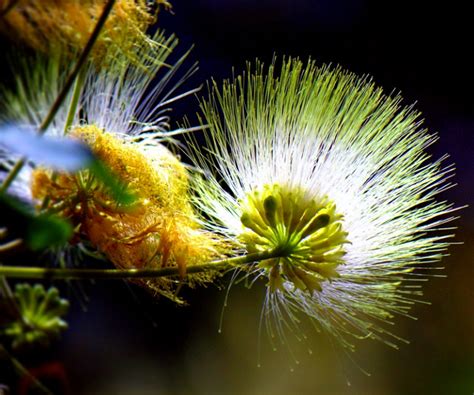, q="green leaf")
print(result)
[89,159,137,206]
[27,215,73,251]
[0,195,73,251]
